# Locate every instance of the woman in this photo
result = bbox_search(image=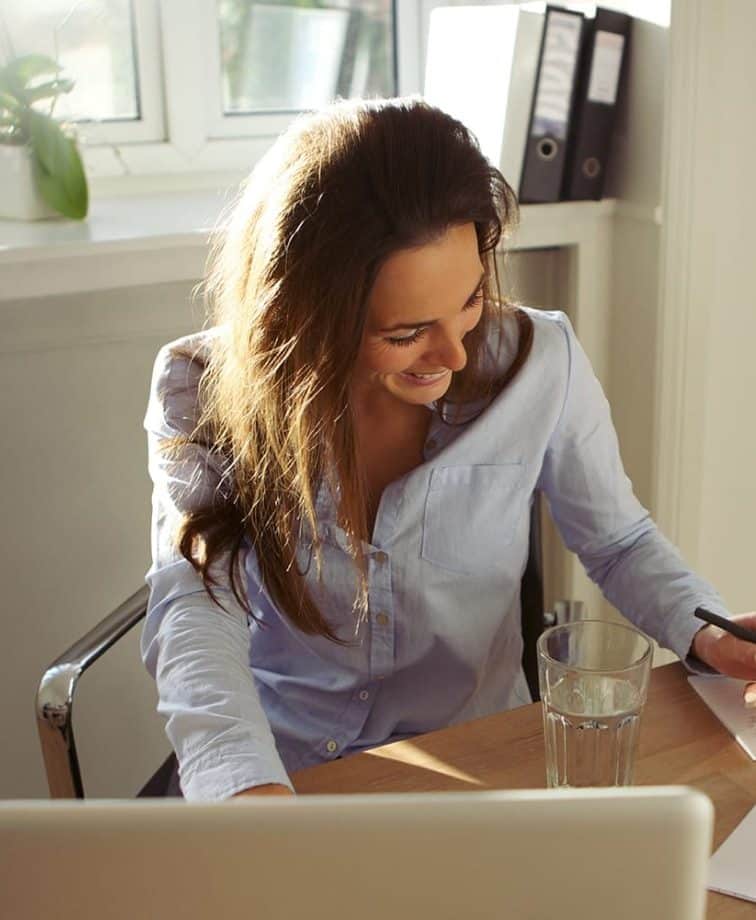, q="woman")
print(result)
[142,97,756,800]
